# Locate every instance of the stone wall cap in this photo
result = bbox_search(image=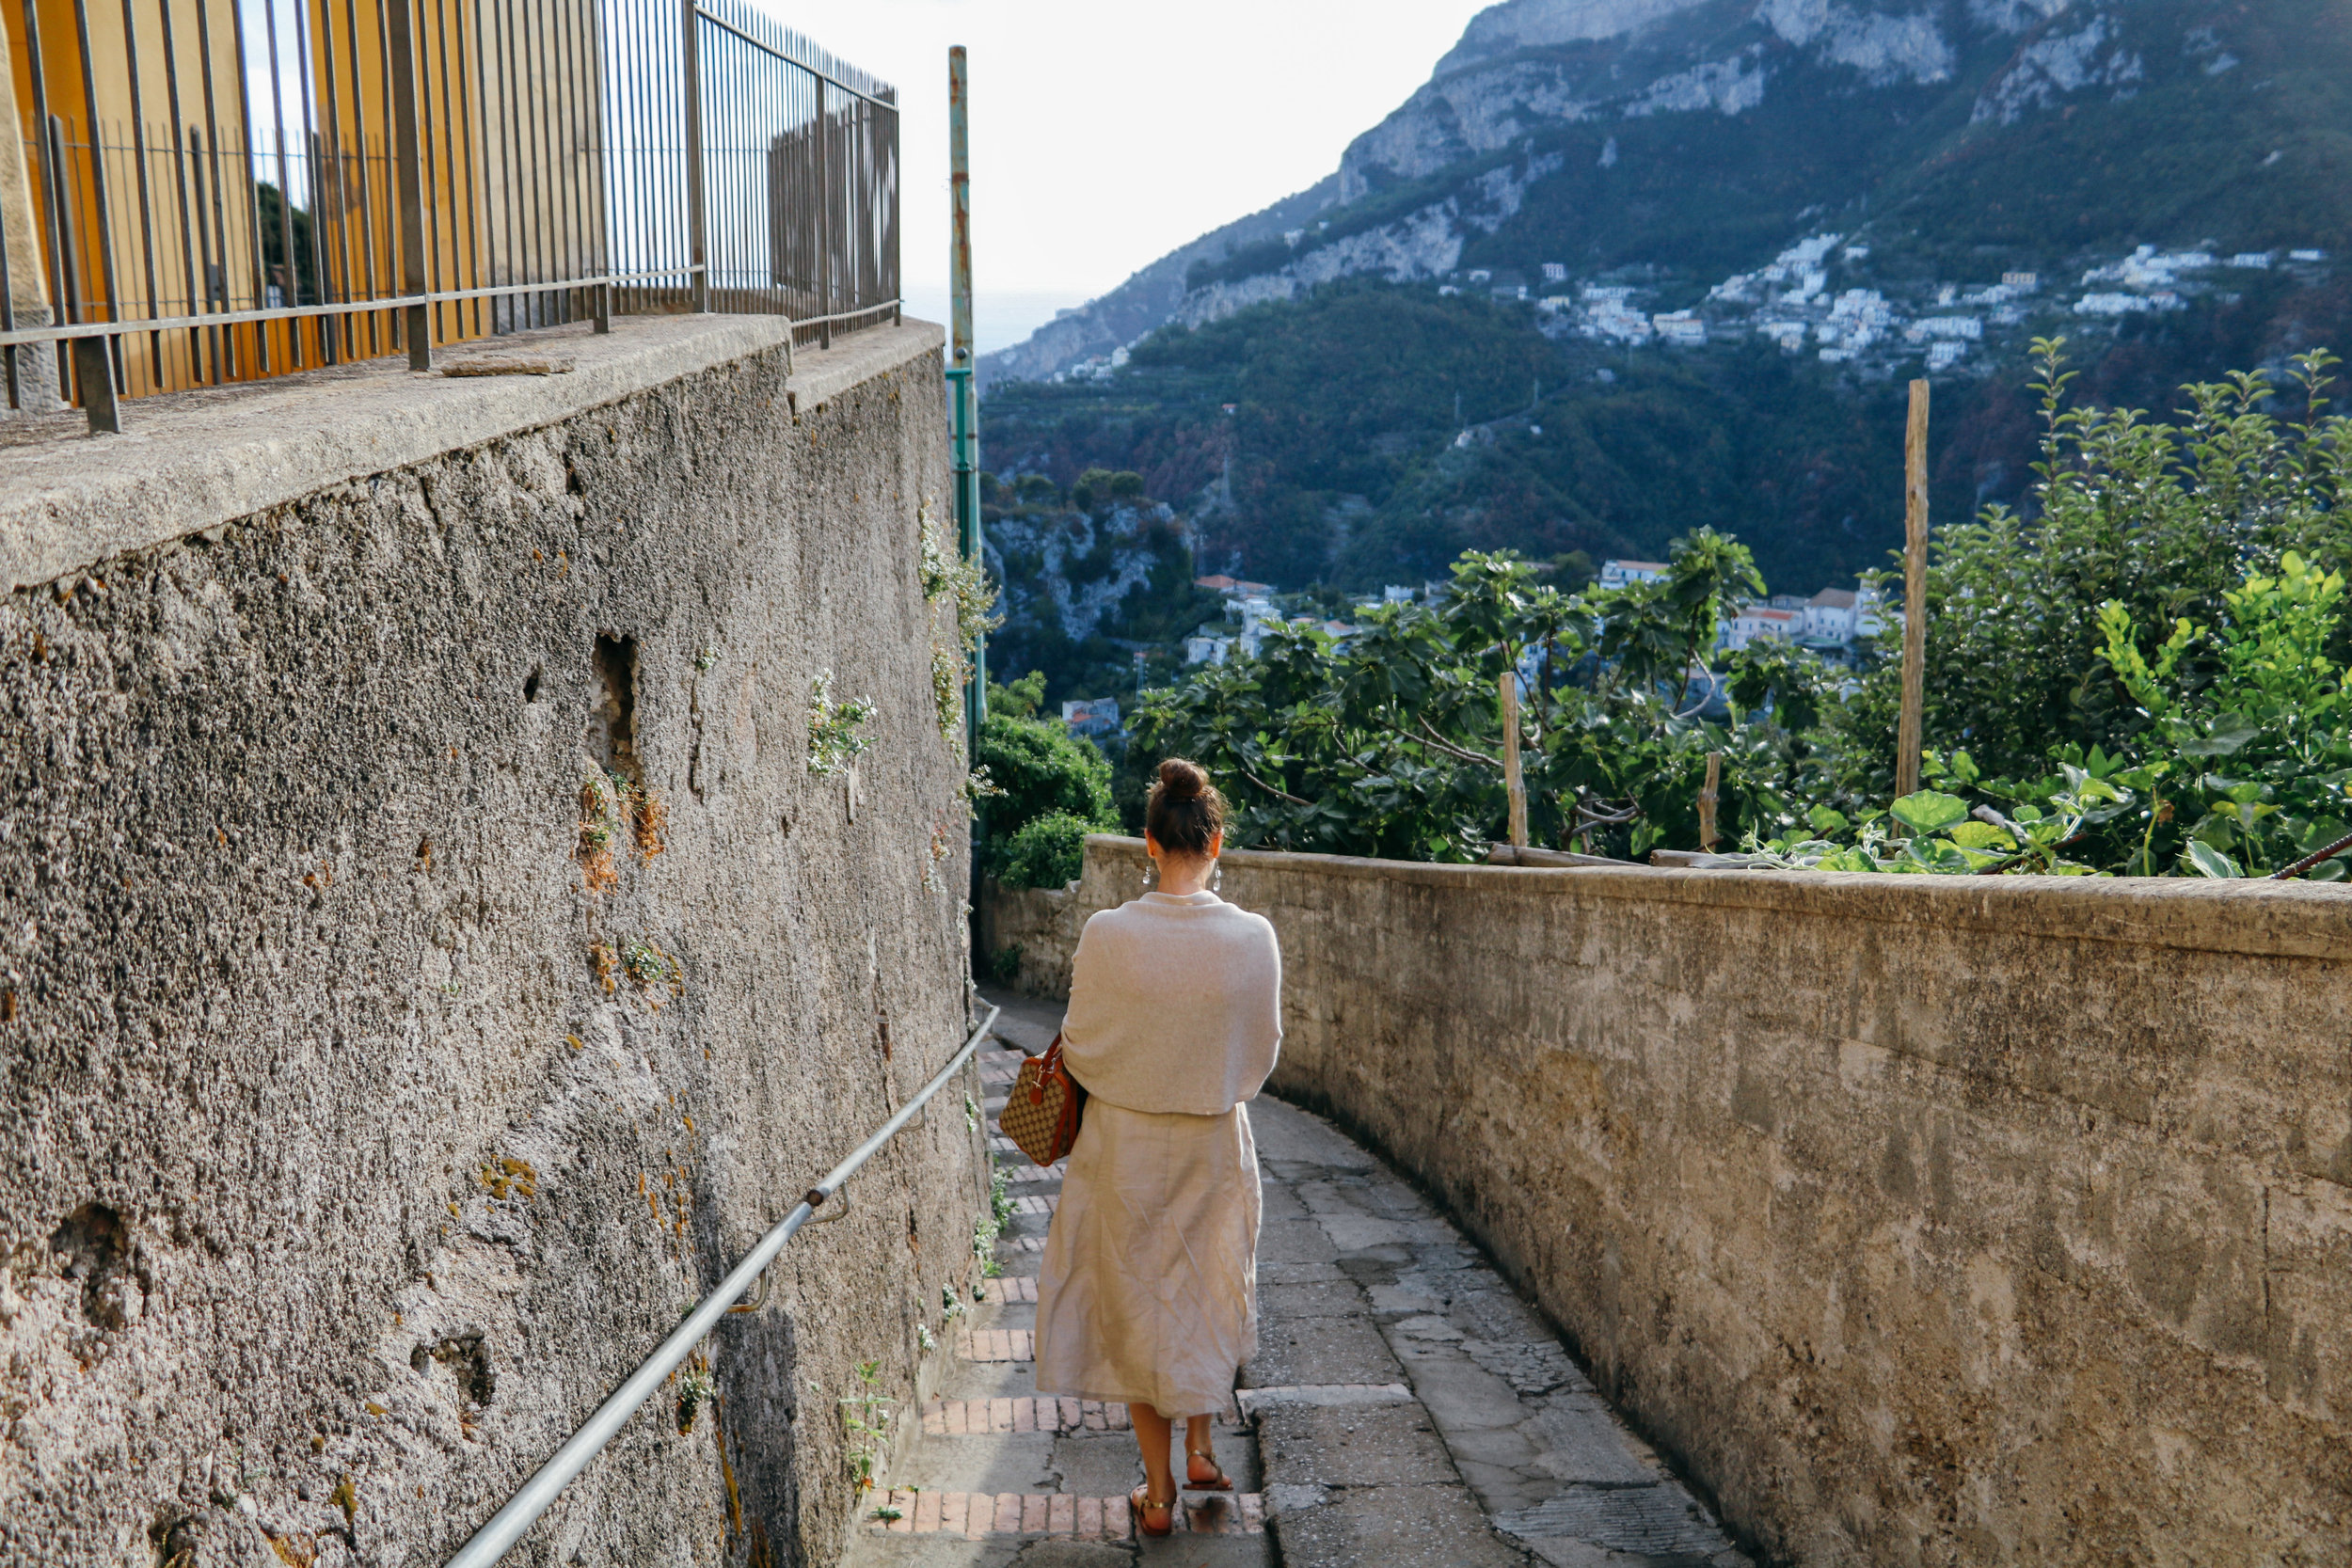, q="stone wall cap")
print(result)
[1082,833,2352,959]
[0,314,945,592]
